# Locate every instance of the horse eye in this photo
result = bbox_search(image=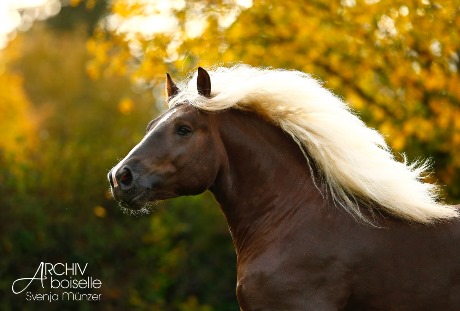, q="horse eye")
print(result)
[177,125,192,137]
